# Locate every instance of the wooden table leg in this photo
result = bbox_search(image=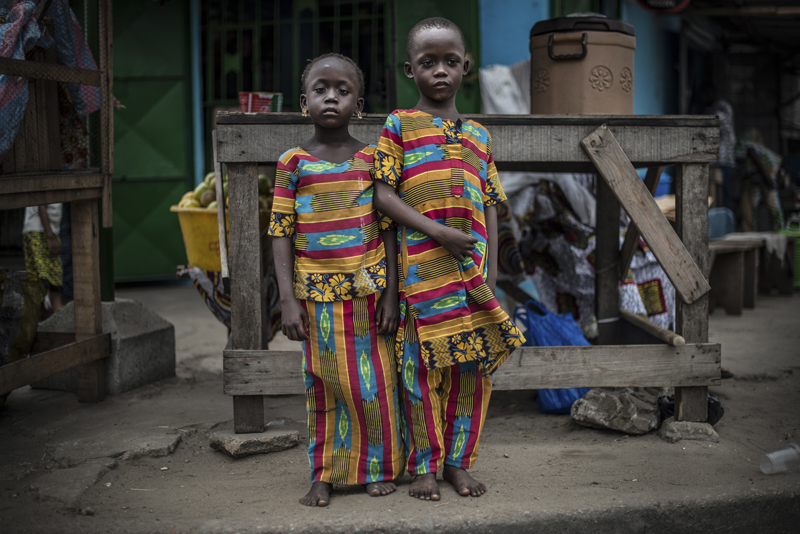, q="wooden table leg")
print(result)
[709,251,744,315]
[675,163,710,421]
[742,247,758,309]
[228,162,267,433]
[72,199,104,402]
